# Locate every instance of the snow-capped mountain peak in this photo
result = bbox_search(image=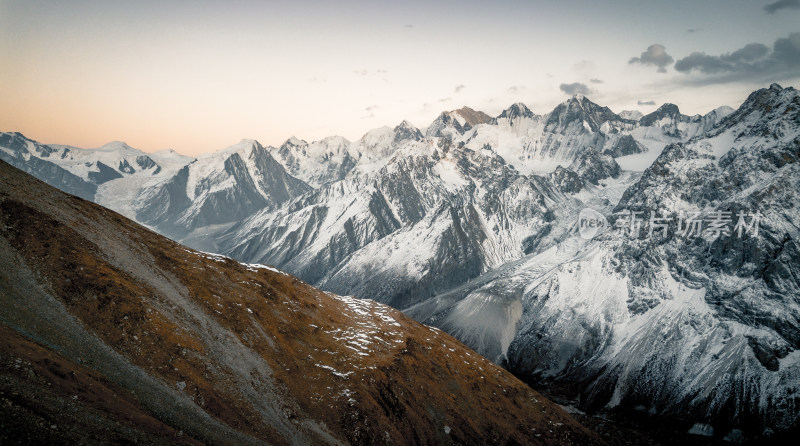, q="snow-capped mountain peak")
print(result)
[393,119,424,143]
[497,102,534,120]
[425,107,494,139]
[282,135,306,147]
[210,138,263,157]
[638,103,682,126]
[618,110,644,121]
[546,94,630,133]
[315,135,351,154]
[96,140,137,152]
[712,83,797,135]
[451,106,493,127]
